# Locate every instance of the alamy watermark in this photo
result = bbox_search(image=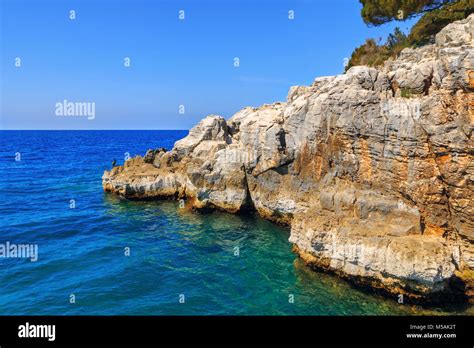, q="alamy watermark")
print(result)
[0,241,38,262]
[381,99,421,120]
[220,148,257,166]
[55,99,95,120]
[18,322,55,341]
